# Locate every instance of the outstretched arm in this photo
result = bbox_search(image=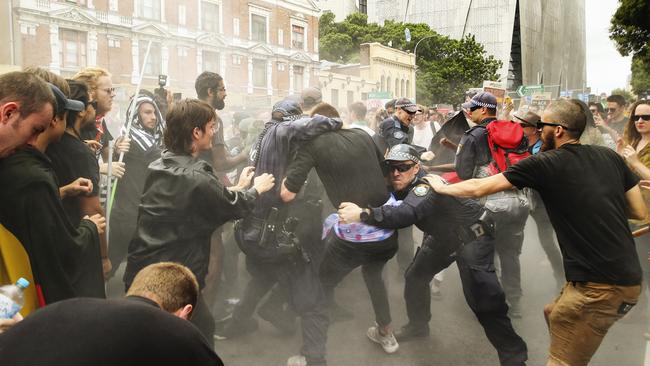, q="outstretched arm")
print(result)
[425,173,513,198]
